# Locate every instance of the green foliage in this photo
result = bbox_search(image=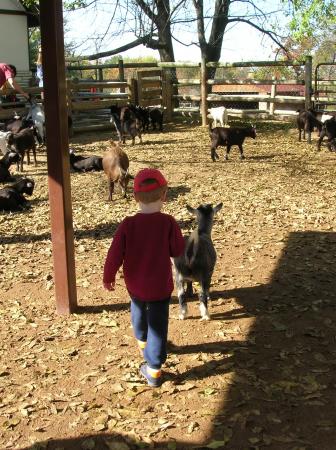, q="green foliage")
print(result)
[283,0,336,38]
